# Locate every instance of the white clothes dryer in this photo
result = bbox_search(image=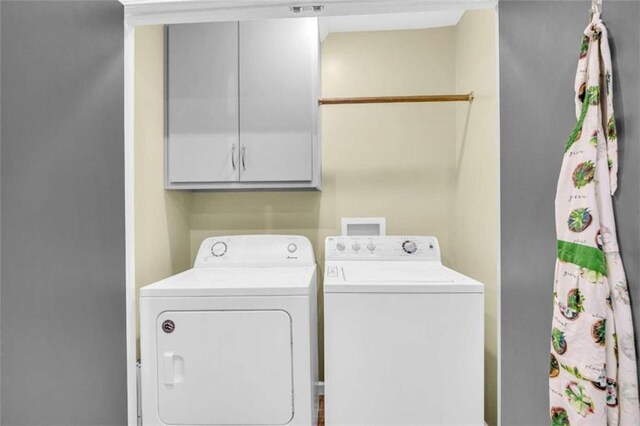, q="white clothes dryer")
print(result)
[324,235,484,426]
[140,235,318,426]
